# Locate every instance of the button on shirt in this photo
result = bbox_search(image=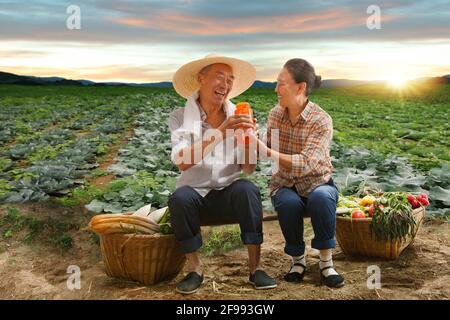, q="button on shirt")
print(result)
[169,103,242,197]
[266,100,334,197]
